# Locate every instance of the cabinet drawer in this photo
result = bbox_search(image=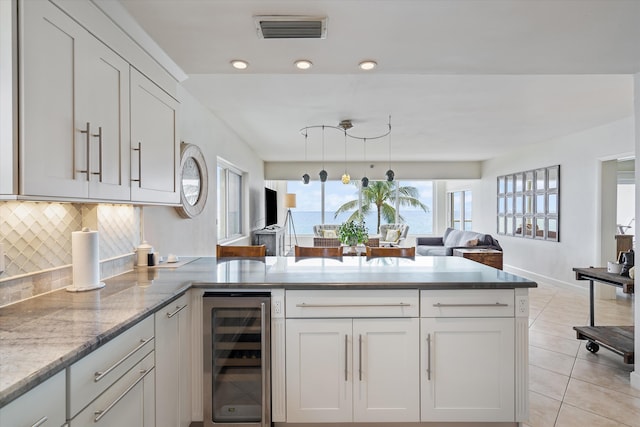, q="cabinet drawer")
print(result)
[68,315,154,416]
[0,370,66,427]
[69,352,155,426]
[421,289,514,317]
[286,289,419,318]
